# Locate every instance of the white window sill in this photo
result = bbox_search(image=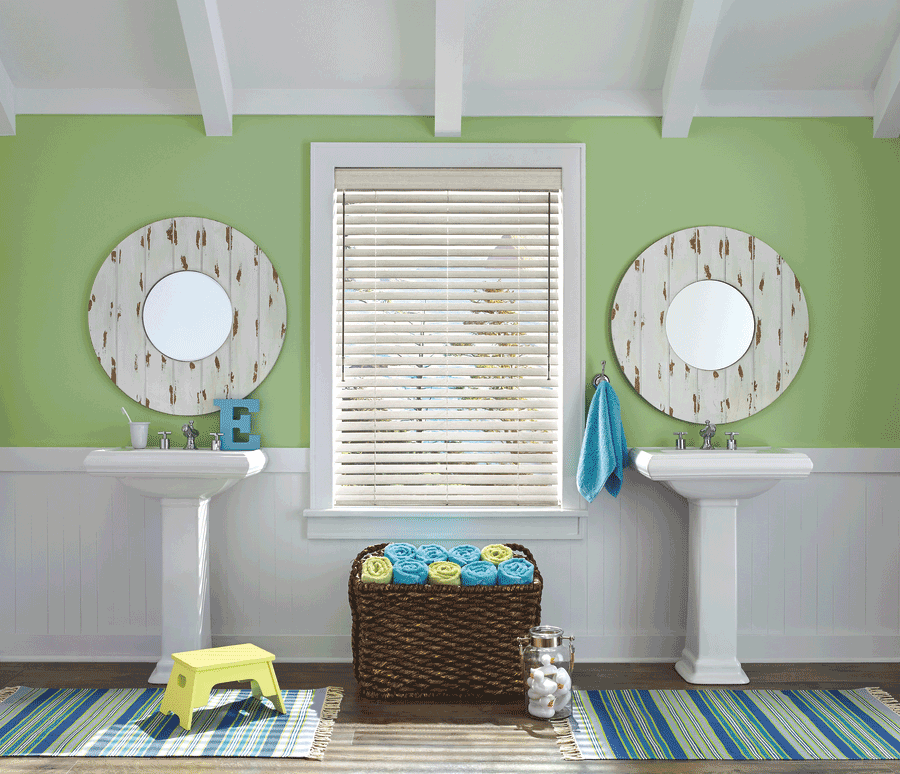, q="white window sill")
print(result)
[303,508,586,540]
